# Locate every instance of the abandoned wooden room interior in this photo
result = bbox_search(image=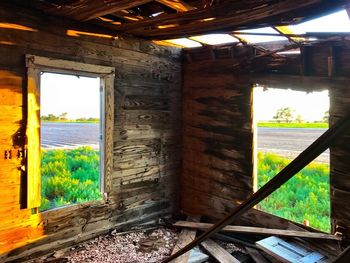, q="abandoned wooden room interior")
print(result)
[4,0,350,262]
